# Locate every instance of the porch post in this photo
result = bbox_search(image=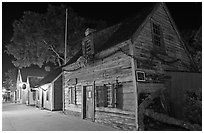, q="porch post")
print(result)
[92,81,95,122]
[62,71,65,112]
[129,40,139,130]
